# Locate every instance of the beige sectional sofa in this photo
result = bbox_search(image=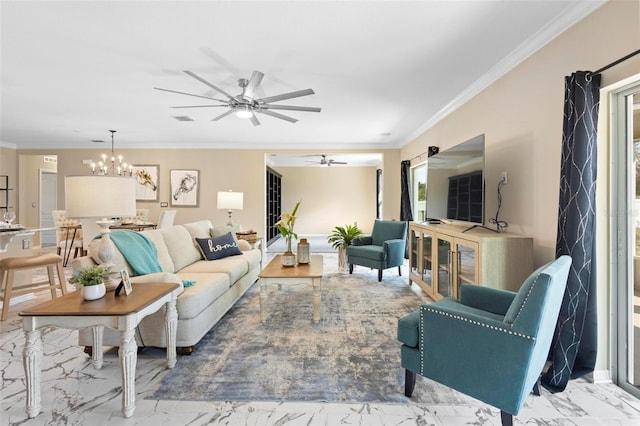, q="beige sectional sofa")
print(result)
[72,220,262,353]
